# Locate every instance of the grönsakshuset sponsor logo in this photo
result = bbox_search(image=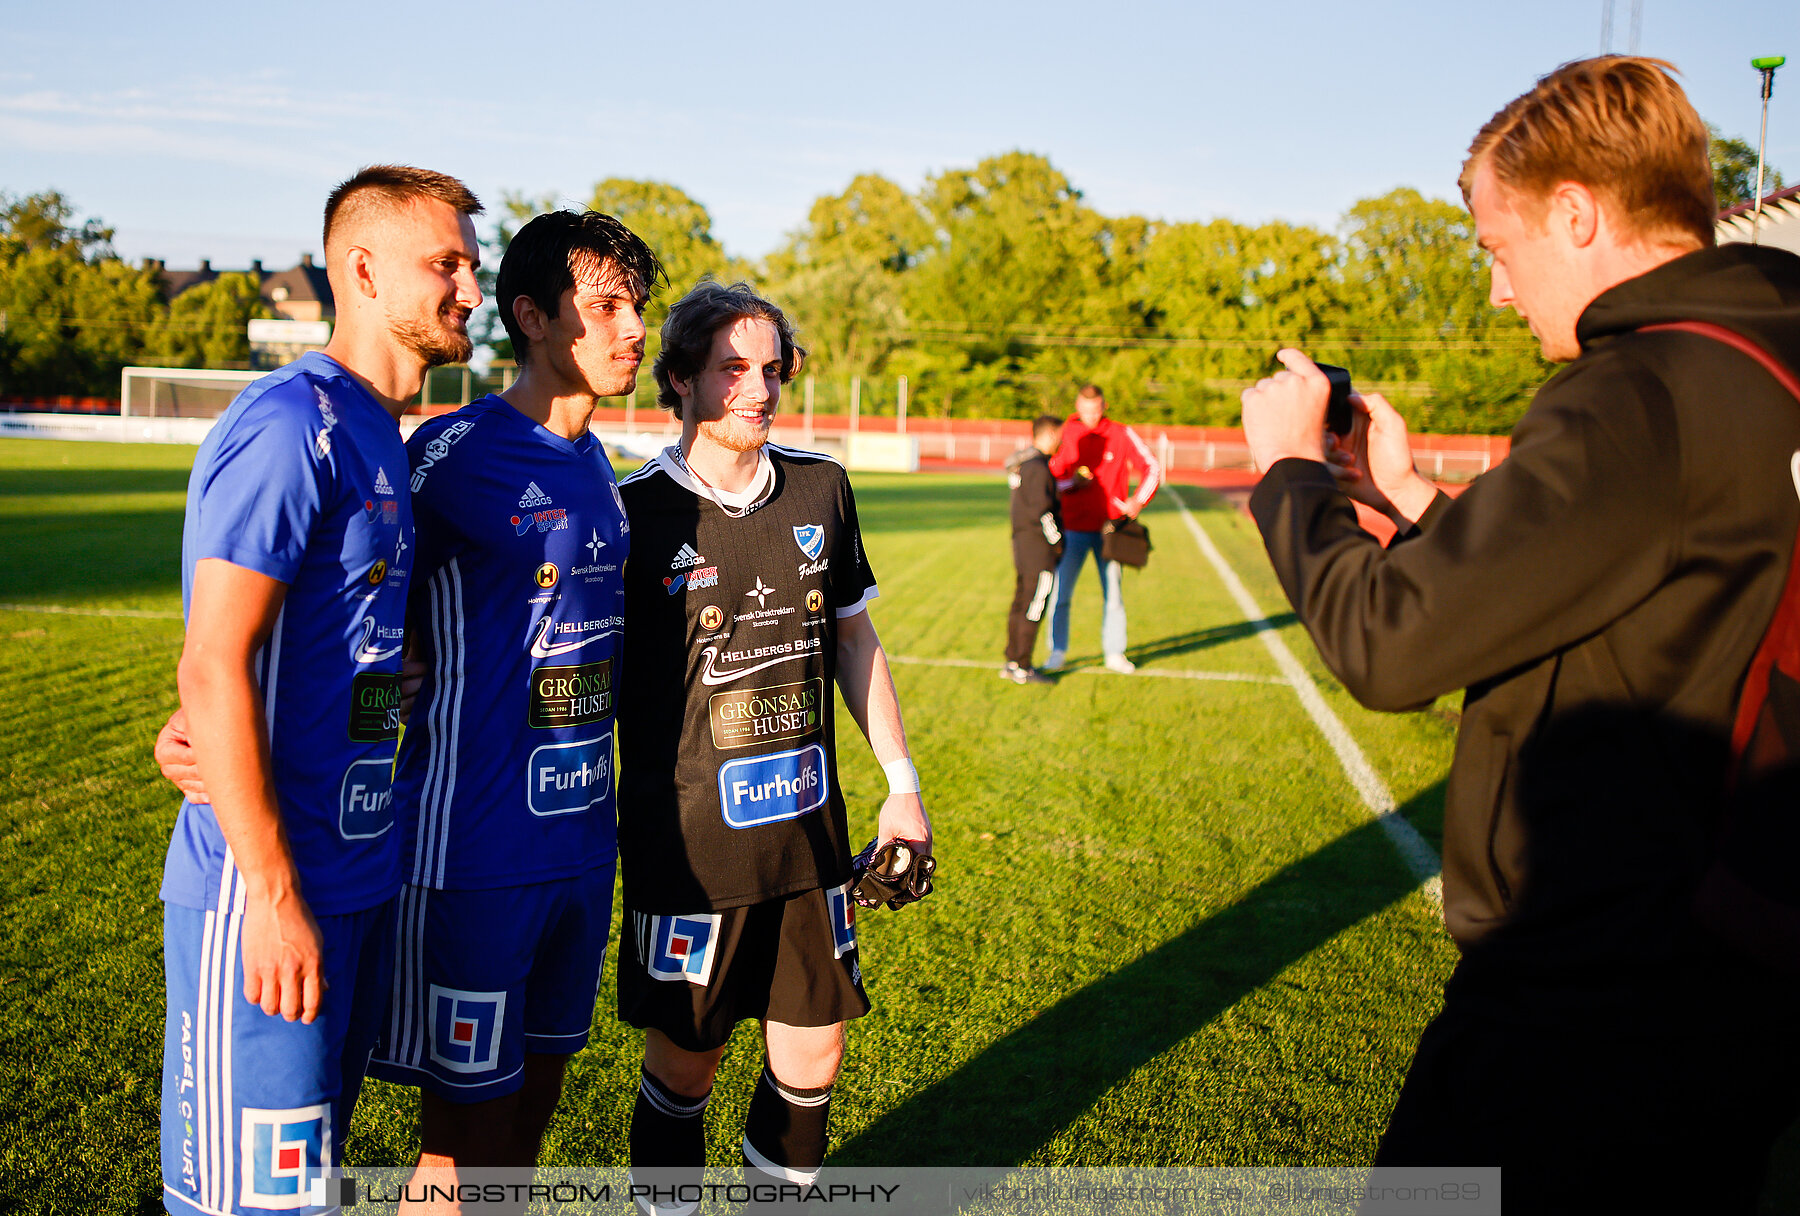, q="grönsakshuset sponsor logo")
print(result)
[348,671,401,742]
[708,678,823,750]
[529,658,614,728]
